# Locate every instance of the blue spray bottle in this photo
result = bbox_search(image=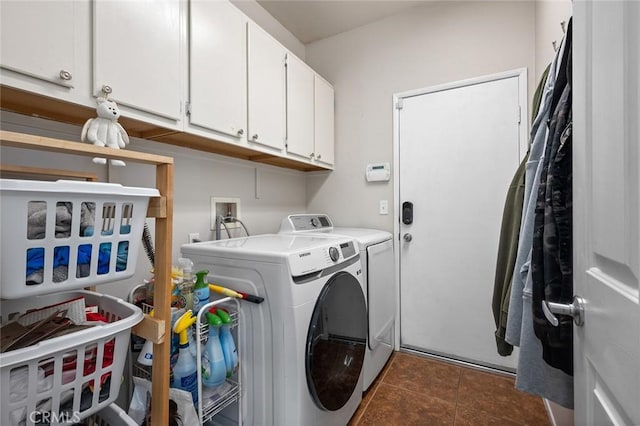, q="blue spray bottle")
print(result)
[216,308,238,377]
[201,311,227,388]
[171,310,199,405]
